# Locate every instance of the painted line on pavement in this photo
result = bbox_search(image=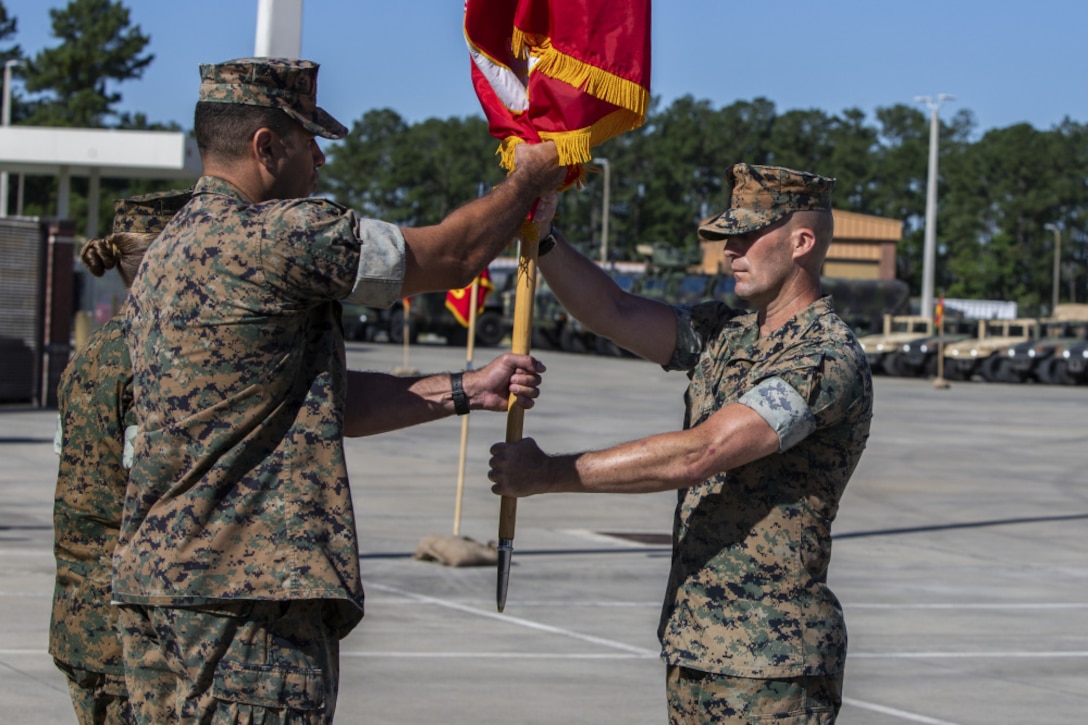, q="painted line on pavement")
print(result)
[368,582,658,657]
[843,697,962,725]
